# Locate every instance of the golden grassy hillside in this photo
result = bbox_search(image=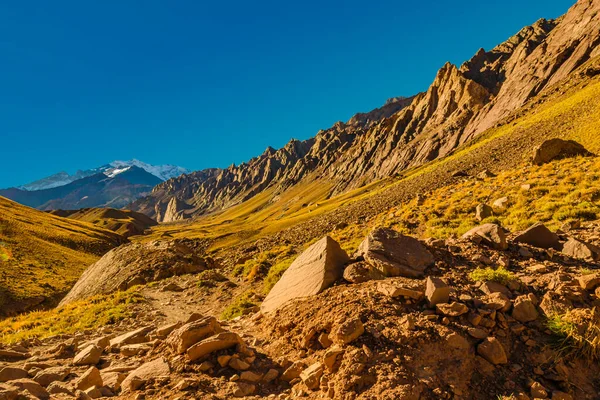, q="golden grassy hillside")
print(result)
[0,196,125,315]
[50,207,157,237]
